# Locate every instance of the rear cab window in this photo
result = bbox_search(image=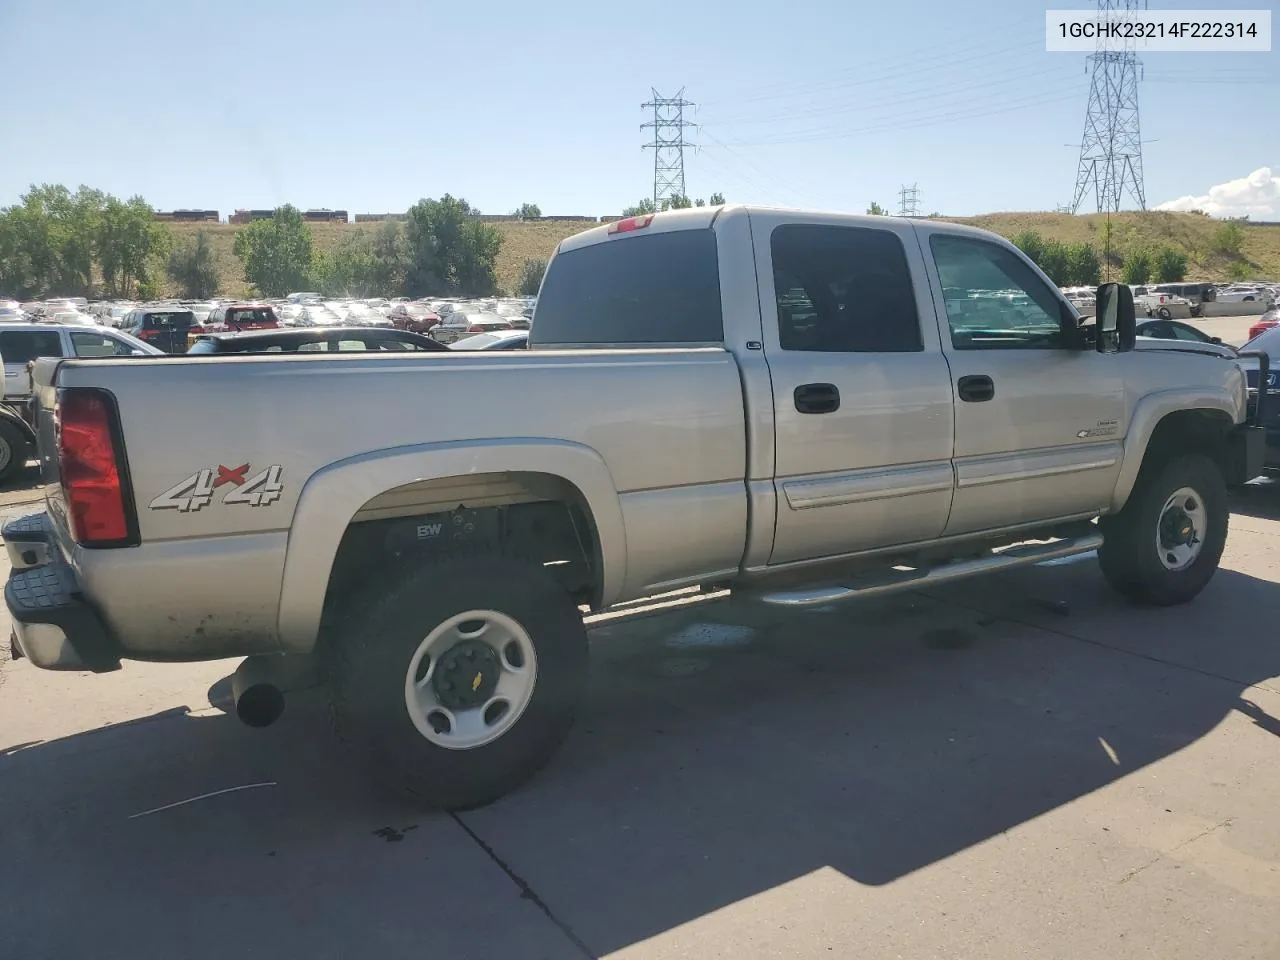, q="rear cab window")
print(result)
[227,307,277,326]
[531,228,723,345]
